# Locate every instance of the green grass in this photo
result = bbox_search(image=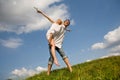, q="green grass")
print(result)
[26,56,120,80]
